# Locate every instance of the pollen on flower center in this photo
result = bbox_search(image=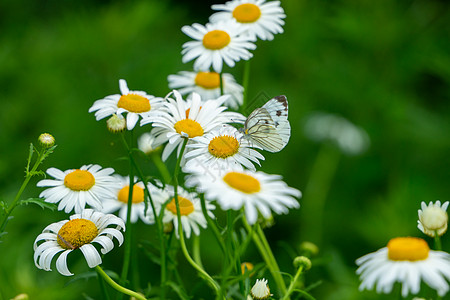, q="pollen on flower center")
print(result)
[174,119,204,138]
[223,172,261,194]
[57,219,98,249]
[195,72,220,89]
[166,196,194,216]
[118,184,145,204]
[233,3,261,23]
[208,135,240,158]
[203,30,231,50]
[64,170,95,191]
[387,237,429,261]
[117,94,151,113]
